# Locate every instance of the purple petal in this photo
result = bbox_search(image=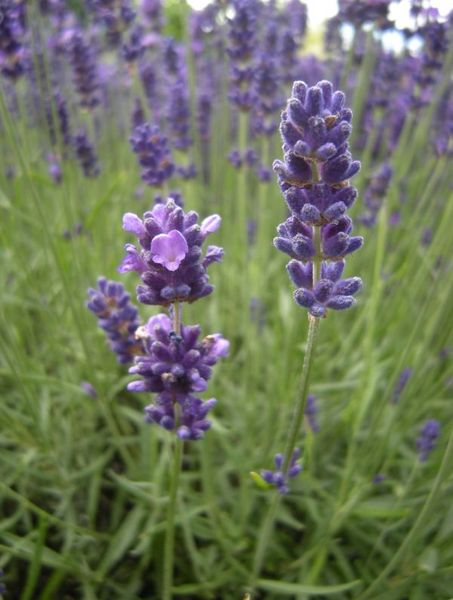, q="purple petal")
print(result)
[151,230,189,271]
[122,213,146,237]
